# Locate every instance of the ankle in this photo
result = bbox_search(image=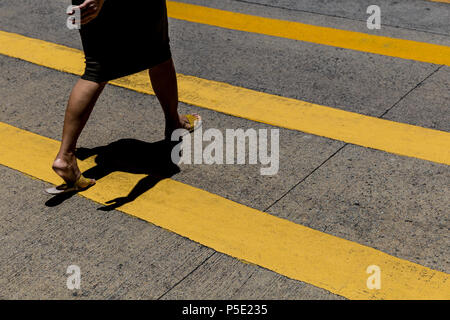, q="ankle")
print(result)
[54,152,76,165]
[57,150,76,158]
